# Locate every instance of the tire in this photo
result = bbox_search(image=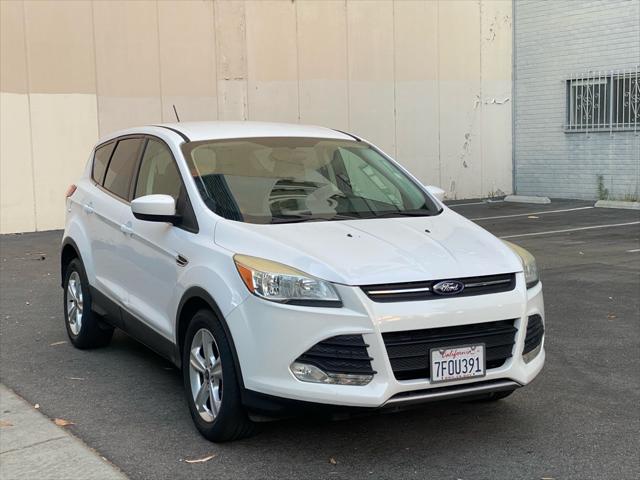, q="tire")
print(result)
[182,309,256,442]
[63,258,114,349]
